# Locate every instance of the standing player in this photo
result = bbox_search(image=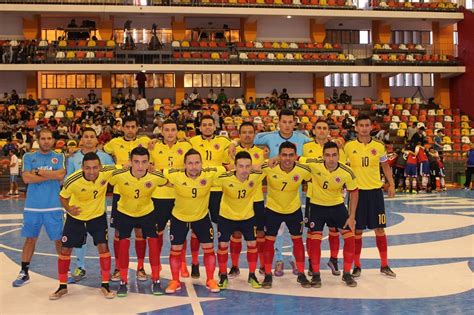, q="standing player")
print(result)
[8,149,19,196]
[165,149,225,294]
[214,151,265,289]
[12,128,66,287]
[261,141,312,289]
[50,153,116,300]
[103,116,151,282]
[403,144,418,194]
[415,141,430,193]
[302,119,346,277]
[188,115,231,278]
[65,127,114,283]
[304,142,358,287]
[224,122,266,277]
[109,147,169,297]
[344,114,396,278]
[149,119,193,277]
